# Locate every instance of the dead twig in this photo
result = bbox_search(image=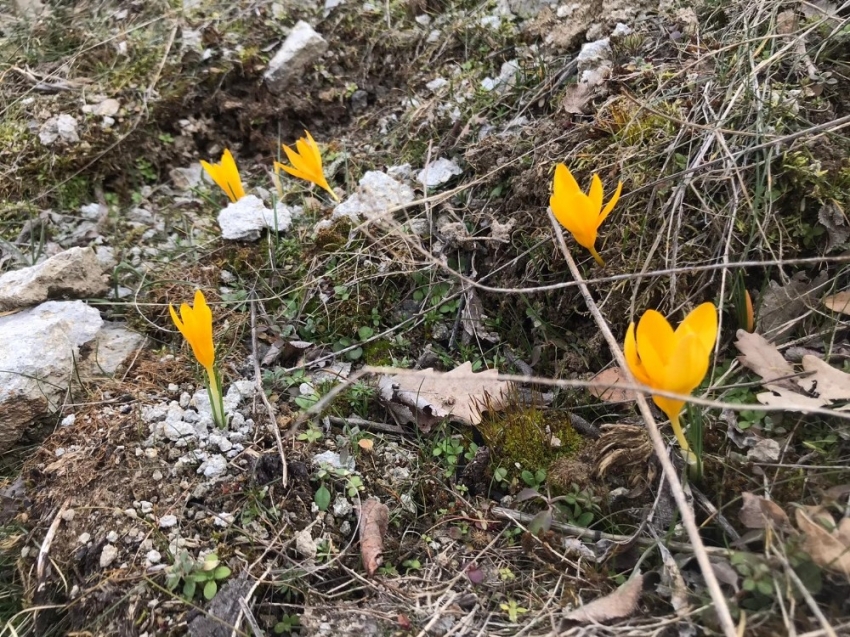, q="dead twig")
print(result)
[547,209,737,637]
[250,298,287,488]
